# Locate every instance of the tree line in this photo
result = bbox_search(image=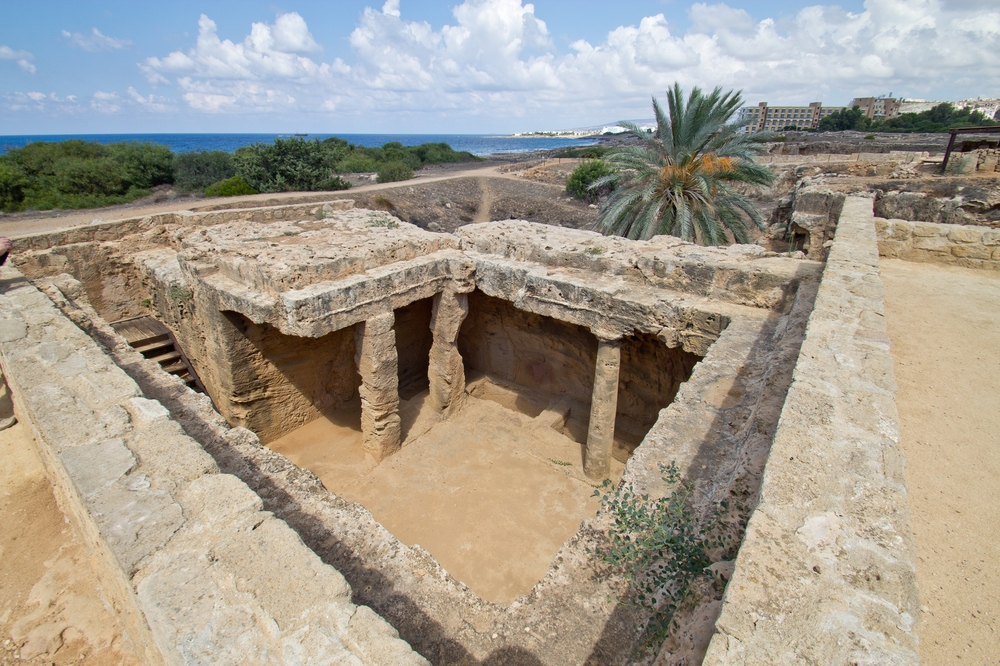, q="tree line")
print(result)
[0,137,479,213]
[817,102,998,133]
